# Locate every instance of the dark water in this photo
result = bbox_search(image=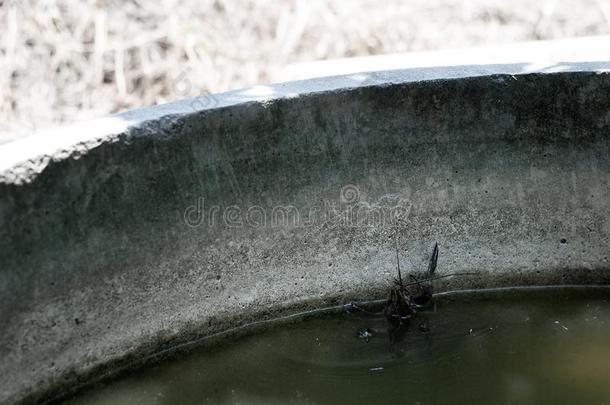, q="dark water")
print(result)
[65,287,610,405]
